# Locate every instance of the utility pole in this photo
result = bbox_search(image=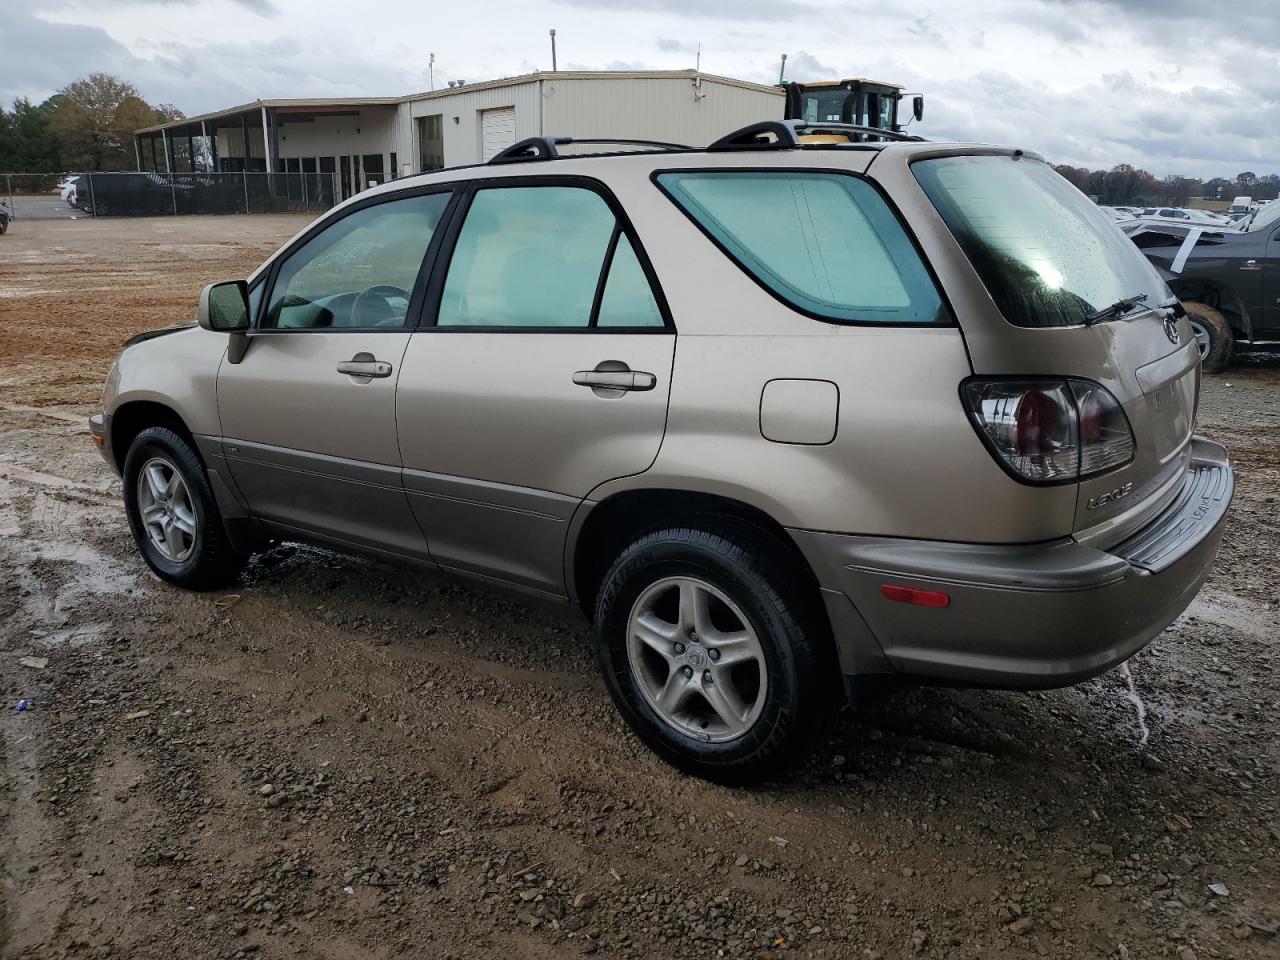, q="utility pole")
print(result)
[778,53,788,84]
[550,29,557,71]
[428,53,435,91]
